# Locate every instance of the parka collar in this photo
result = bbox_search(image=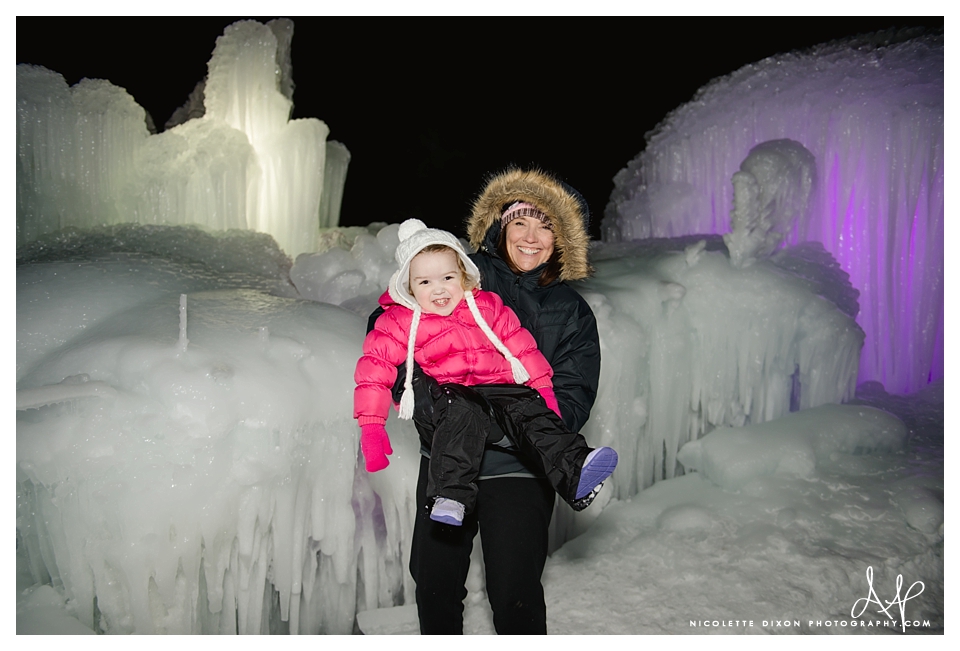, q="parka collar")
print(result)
[467,168,593,282]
